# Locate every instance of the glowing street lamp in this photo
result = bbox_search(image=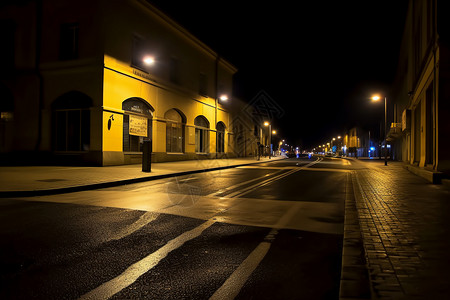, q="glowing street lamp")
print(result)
[143,56,155,65]
[371,95,388,166]
[264,121,273,159]
[219,94,228,101]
